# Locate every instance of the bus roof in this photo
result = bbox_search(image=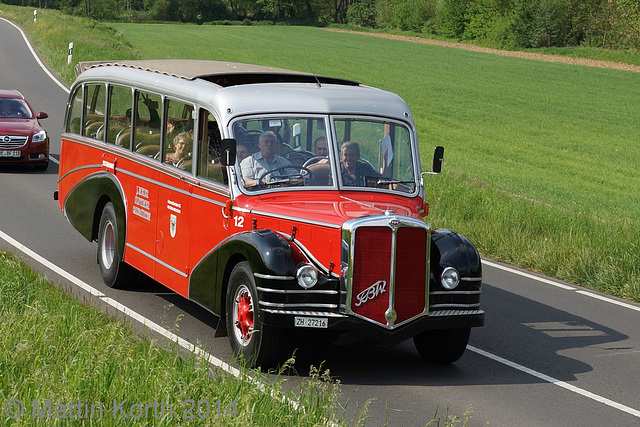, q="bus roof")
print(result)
[75,59,360,88]
[73,59,413,125]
